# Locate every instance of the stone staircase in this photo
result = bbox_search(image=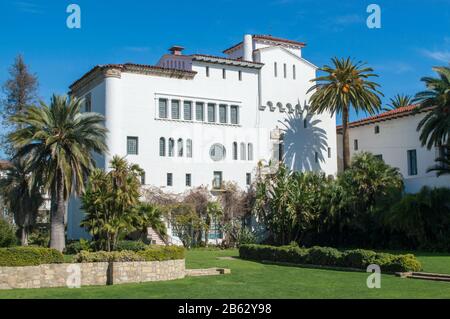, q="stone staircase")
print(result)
[147,227,166,245]
[396,272,450,282]
[185,268,231,277]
